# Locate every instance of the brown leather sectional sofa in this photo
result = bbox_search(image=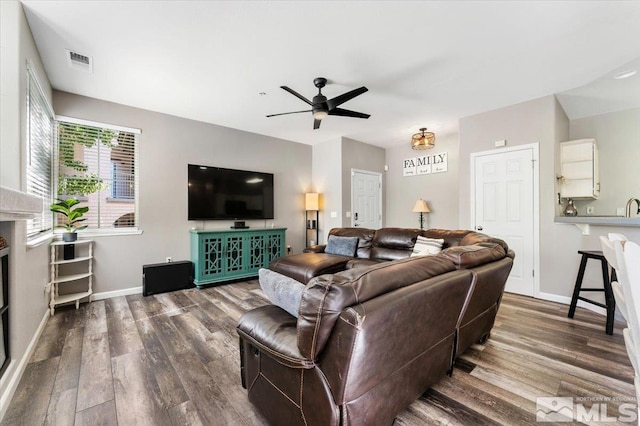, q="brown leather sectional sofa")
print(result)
[237,227,514,425]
